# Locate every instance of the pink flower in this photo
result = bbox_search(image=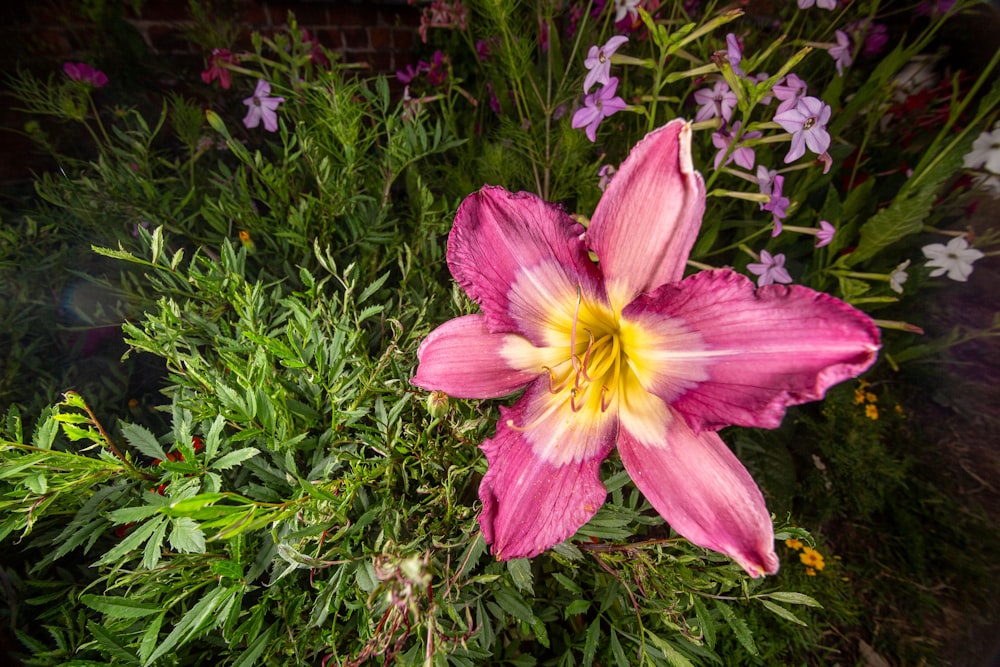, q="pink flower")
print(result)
[774,96,832,163]
[726,33,744,78]
[756,165,777,196]
[797,0,837,9]
[829,30,853,76]
[572,78,628,142]
[201,49,236,89]
[411,120,880,576]
[816,220,835,247]
[747,250,794,286]
[711,121,761,170]
[773,73,808,114]
[762,174,790,234]
[584,35,629,92]
[242,79,285,132]
[63,61,108,88]
[692,80,737,123]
